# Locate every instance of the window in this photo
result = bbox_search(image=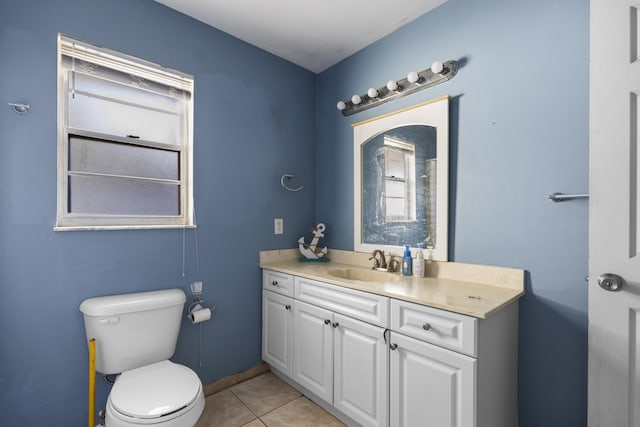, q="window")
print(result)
[383,136,416,222]
[56,34,194,230]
